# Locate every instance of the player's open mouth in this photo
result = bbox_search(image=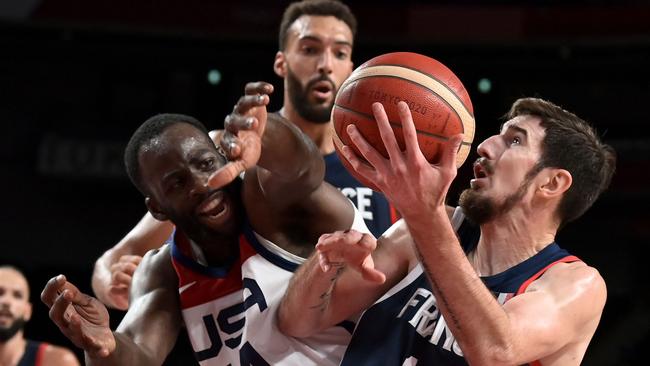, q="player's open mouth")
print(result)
[311,81,334,101]
[473,164,488,179]
[197,191,228,221]
[470,160,490,189]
